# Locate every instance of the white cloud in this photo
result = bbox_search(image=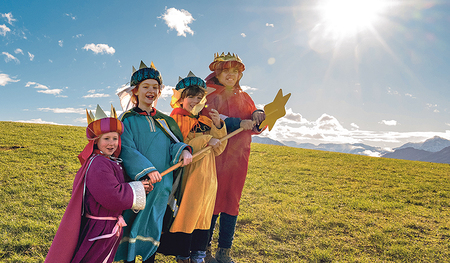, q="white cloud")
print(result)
[266,23,274,27]
[0,73,20,86]
[160,85,174,99]
[38,107,85,114]
[161,7,194,37]
[241,85,257,93]
[28,52,34,61]
[83,43,115,54]
[317,114,345,131]
[253,108,450,152]
[2,13,16,25]
[362,150,382,157]
[15,119,61,125]
[2,52,20,63]
[283,108,302,122]
[38,89,64,95]
[64,13,76,20]
[241,33,246,37]
[14,48,23,55]
[25,81,64,96]
[0,24,11,36]
[58,40,63,47]
[350,123,359,129]
[387,87,400,96]
[83,93,110,98]
[380,120,397,126]
[73,34,83,38]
